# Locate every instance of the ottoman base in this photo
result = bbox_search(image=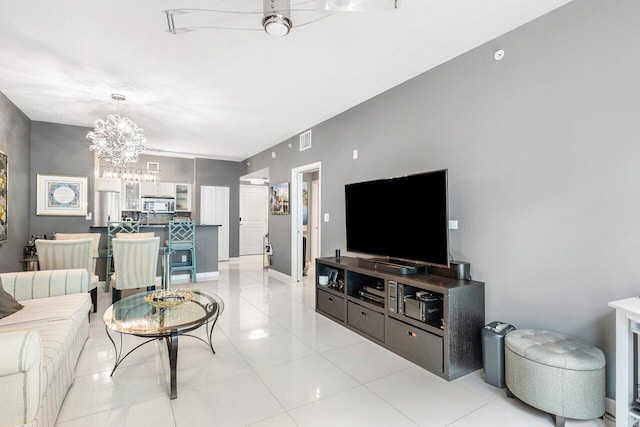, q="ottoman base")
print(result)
[505,345,605,426]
